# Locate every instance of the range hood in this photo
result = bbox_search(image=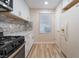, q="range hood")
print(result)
[0,0,13,12]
